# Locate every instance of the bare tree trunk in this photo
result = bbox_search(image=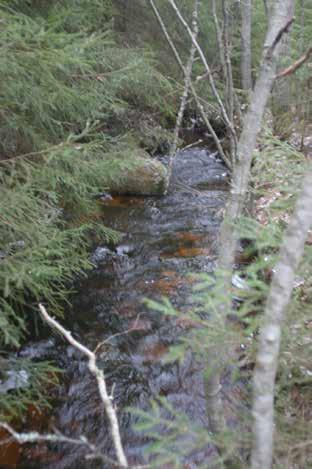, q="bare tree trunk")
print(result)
[251,165,312,469]
[263,0,269,19]
[271,2,295,135]
[212,0,226,81]
[204,0,295,432]
[212,0,243,125]
[168,0,237,143]
[222,0,236,159]
[169,0,199,172]
[149,0,231,168]
[217,0,294,279]
[241,0,252,90]
[300,0,305,53]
